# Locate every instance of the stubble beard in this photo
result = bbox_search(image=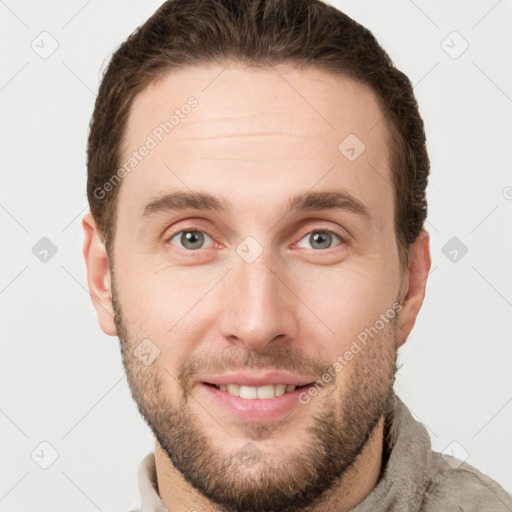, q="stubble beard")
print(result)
[111,275,398,512]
